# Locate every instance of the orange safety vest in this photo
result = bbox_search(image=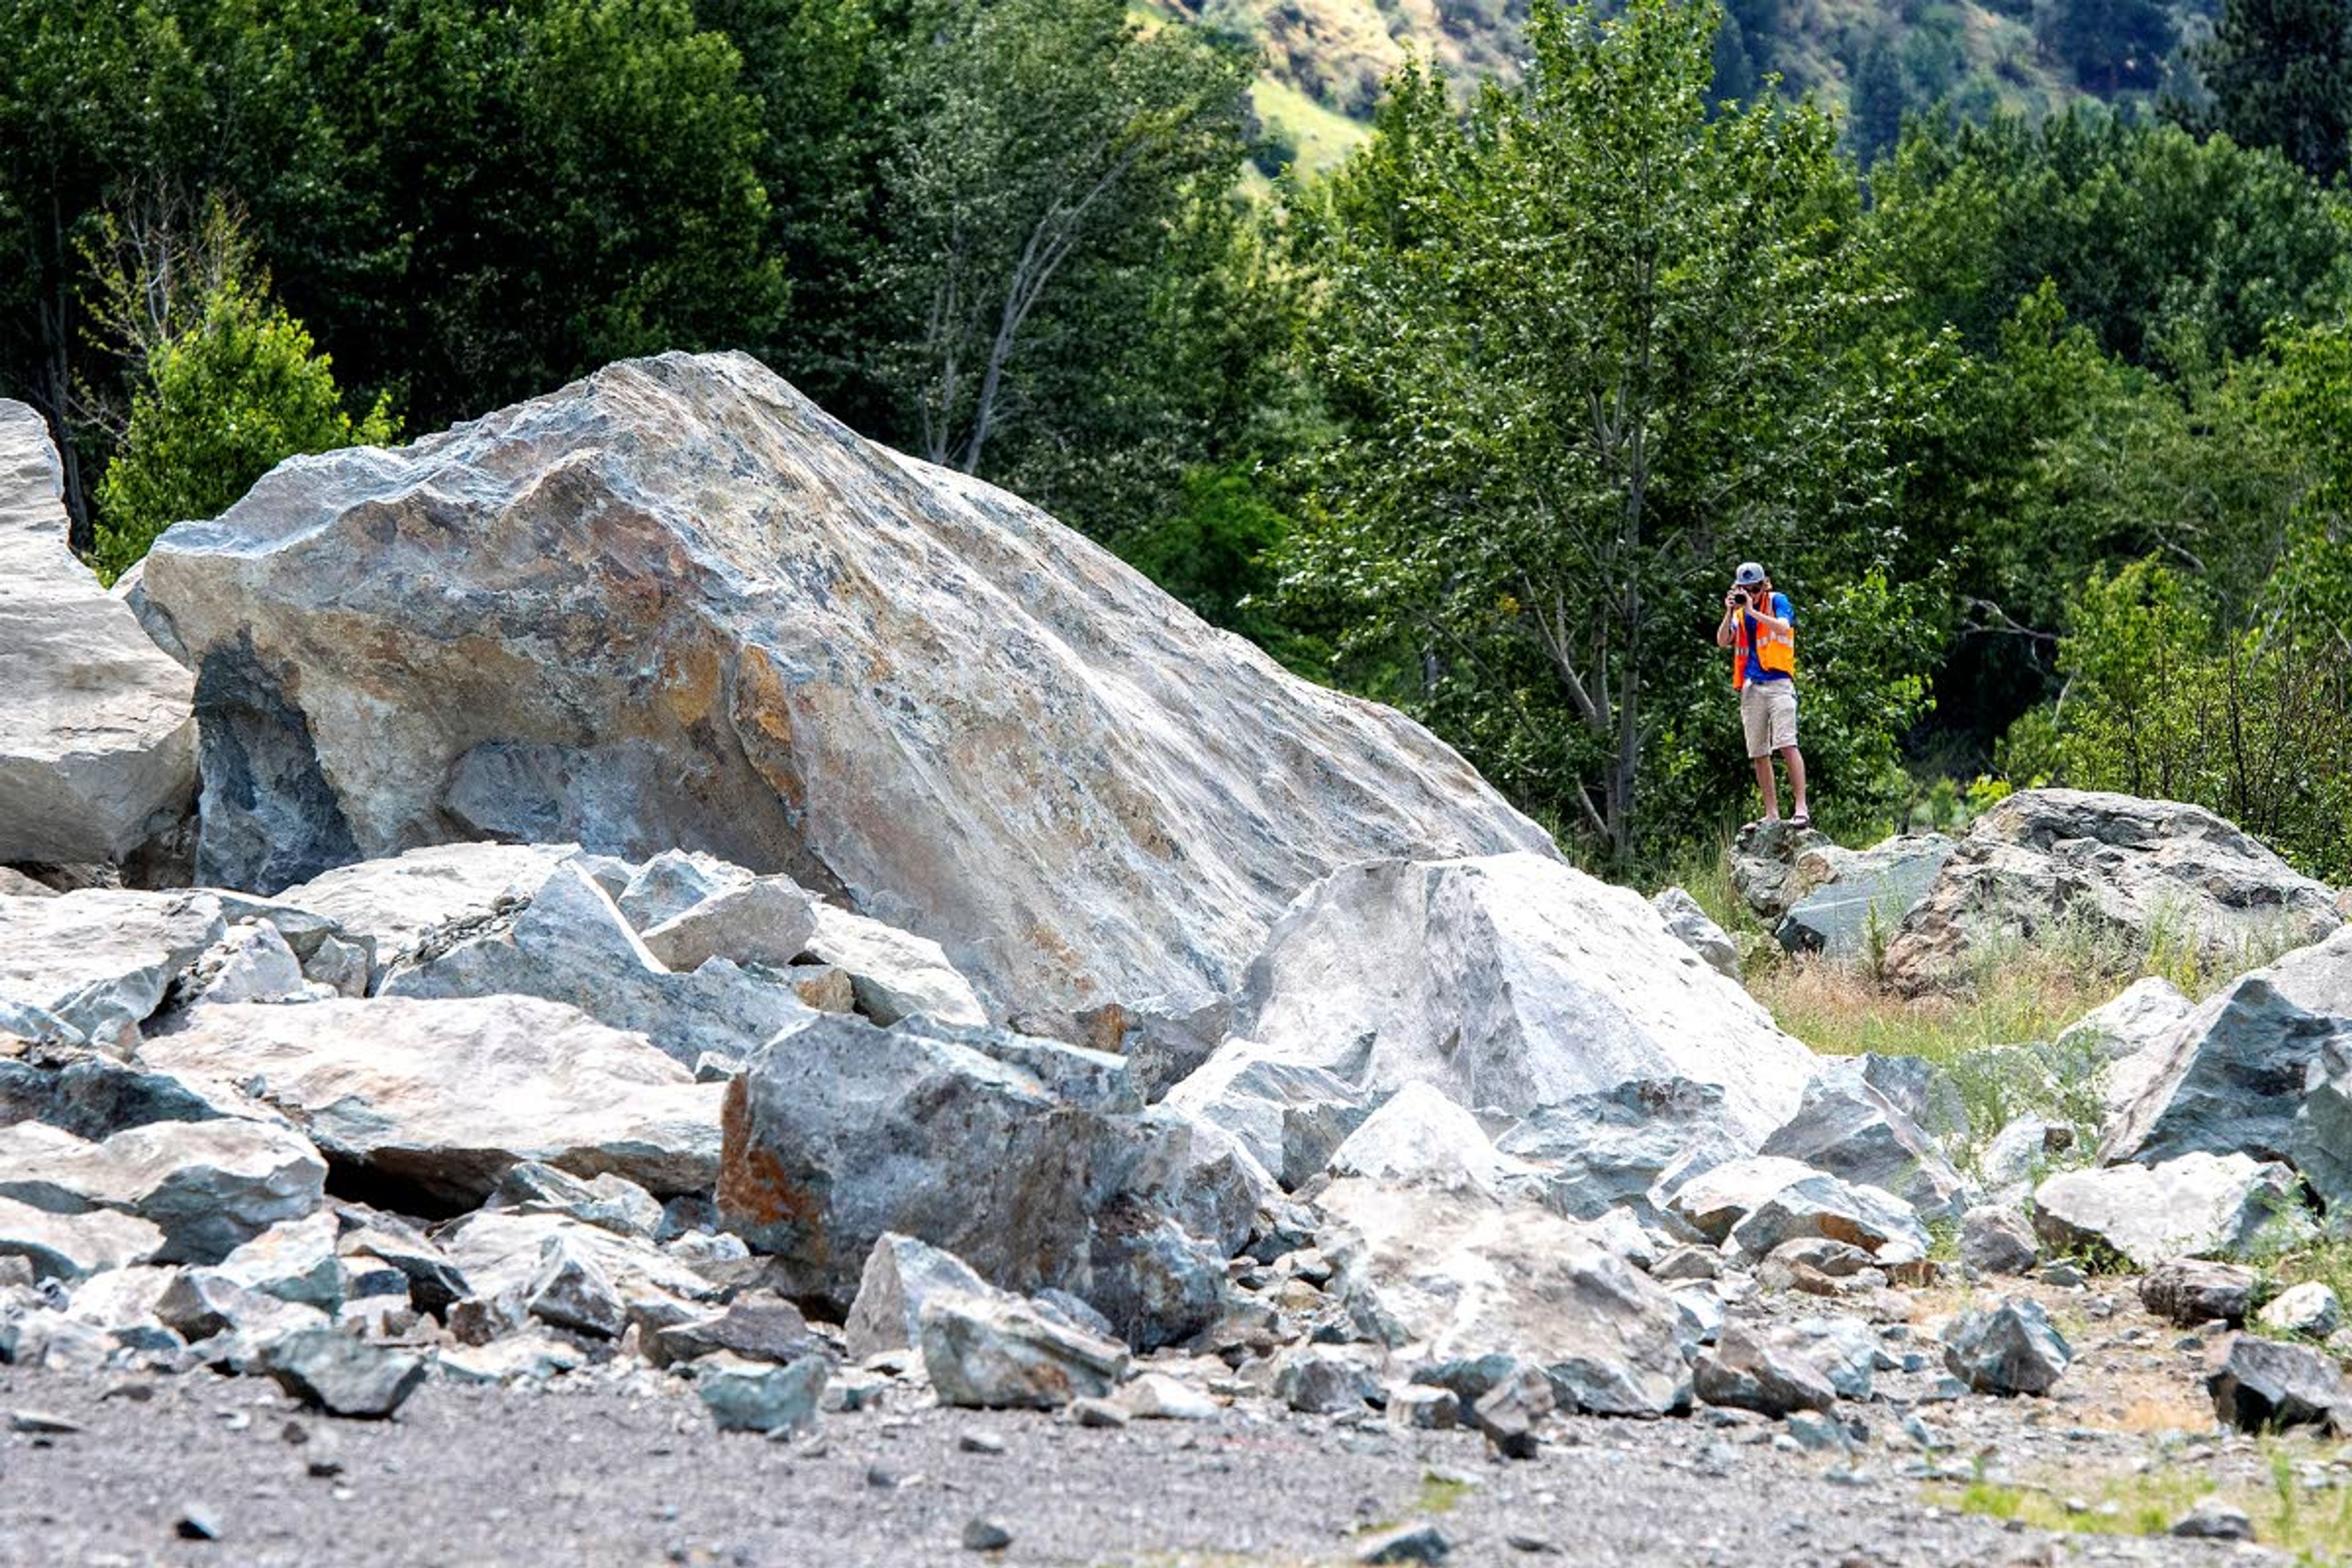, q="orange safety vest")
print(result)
[1732,598,1796,690]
